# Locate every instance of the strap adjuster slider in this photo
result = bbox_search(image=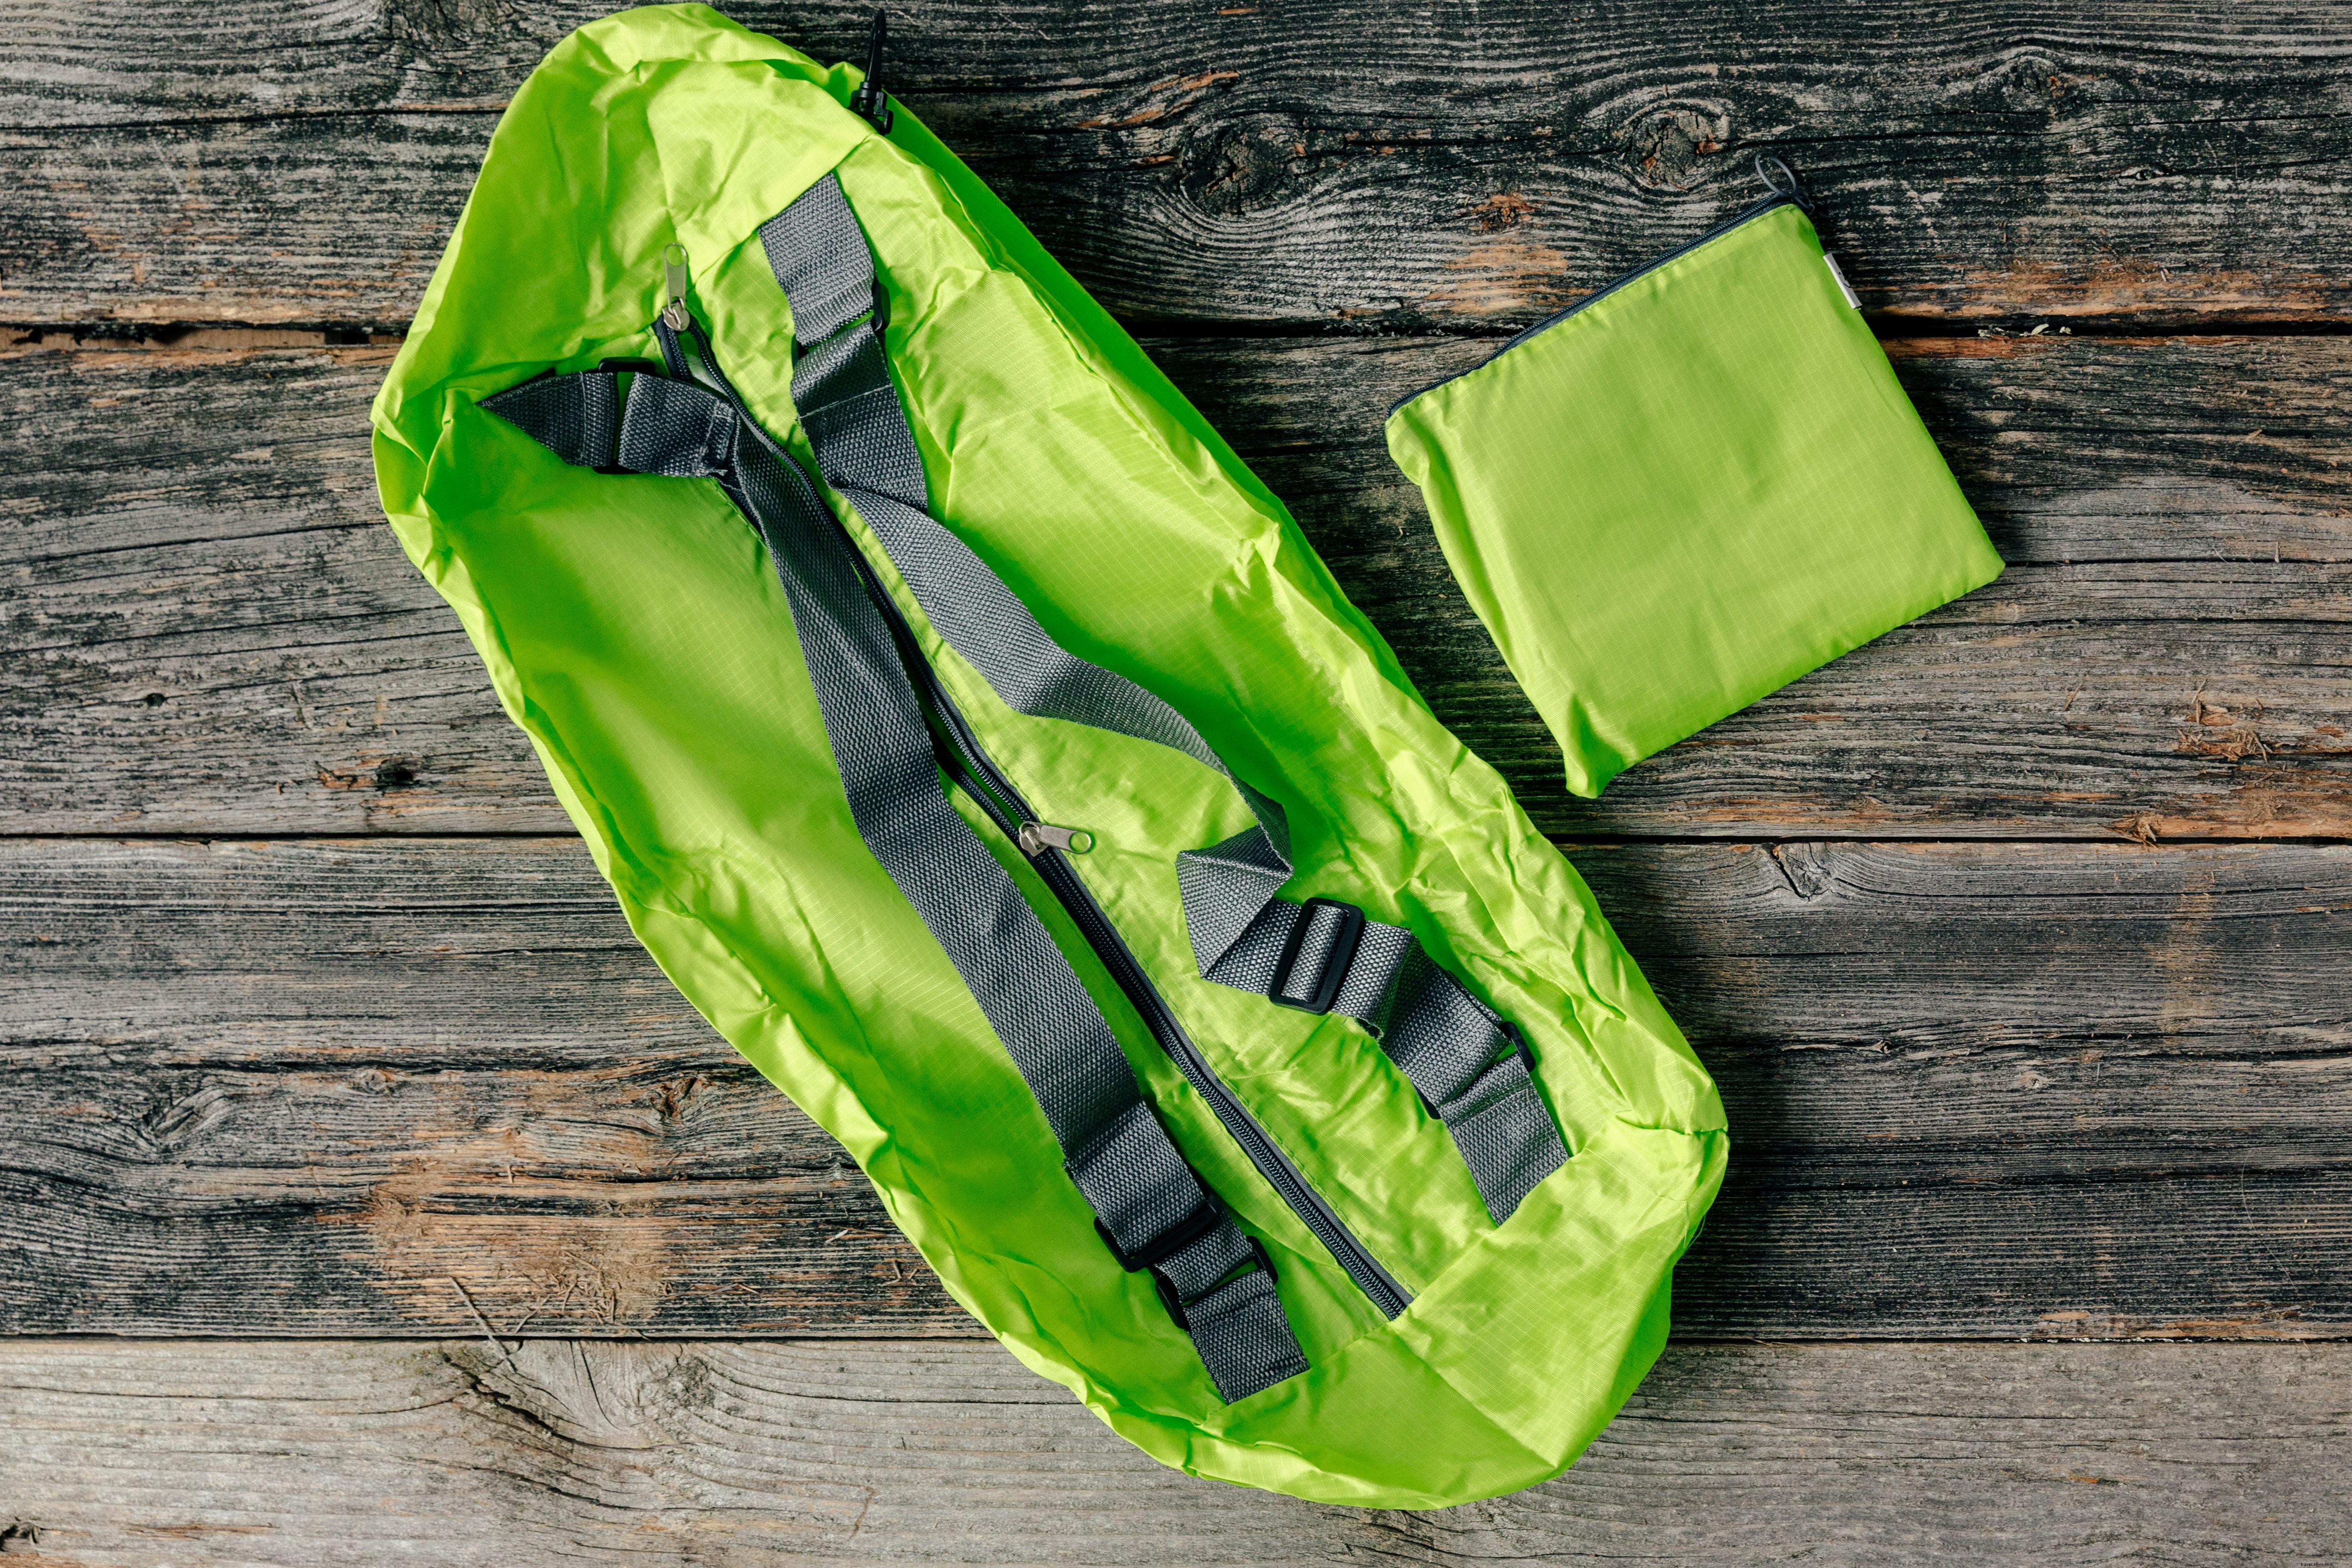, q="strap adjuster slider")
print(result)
[1268,896,1365,1015]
